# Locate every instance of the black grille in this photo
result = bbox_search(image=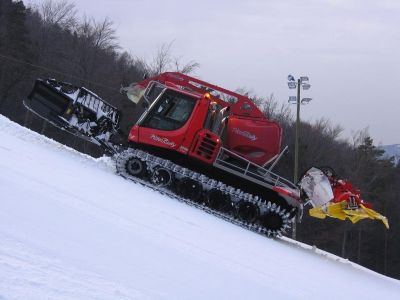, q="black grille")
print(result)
[197,134,217,159]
